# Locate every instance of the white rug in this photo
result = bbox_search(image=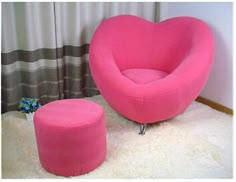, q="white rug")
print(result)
[1,95,233,179]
